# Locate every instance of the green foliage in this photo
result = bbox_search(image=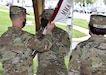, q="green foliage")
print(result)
[86,0,93,4]
[74,0,93,4]
[74,0,94,6]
